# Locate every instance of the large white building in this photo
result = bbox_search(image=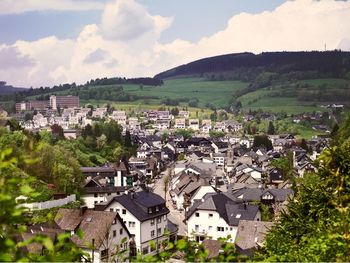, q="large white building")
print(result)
[96,190,176,255]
